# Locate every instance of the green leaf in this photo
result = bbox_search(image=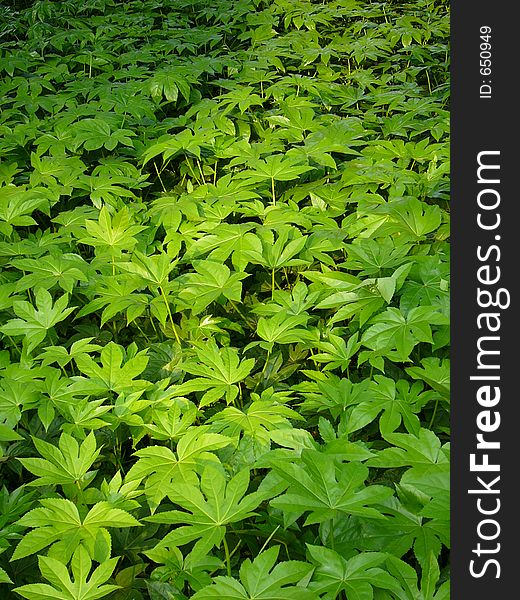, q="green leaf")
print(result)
[11,254,89,293]
[0,185,49,236]
[79,207,145,255]
[175,261,247,315]
[74,342,150,393]
[18,431,100,488]
[171,340,254,407]
[208,398,303,446]
[269,449,393,525]
[345,376,424,436]
[192,546,318,599]
[257,311,312,346]
[0,566,12,584]
[307,545,401,599]
[13,552,120,600]
[13,498,139,562]
[71,118,135,152]
[147,466,269,563]
[366,429,448,470]
[126,427,234,512]
[243,154,313,182]
[185,224,260,272]
[0,288,75,353]
[406,358,450,401]
[313,333,361,372]
[361,306,448,361]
